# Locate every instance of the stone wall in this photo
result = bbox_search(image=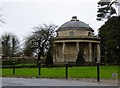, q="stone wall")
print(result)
[58,30,93,37]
